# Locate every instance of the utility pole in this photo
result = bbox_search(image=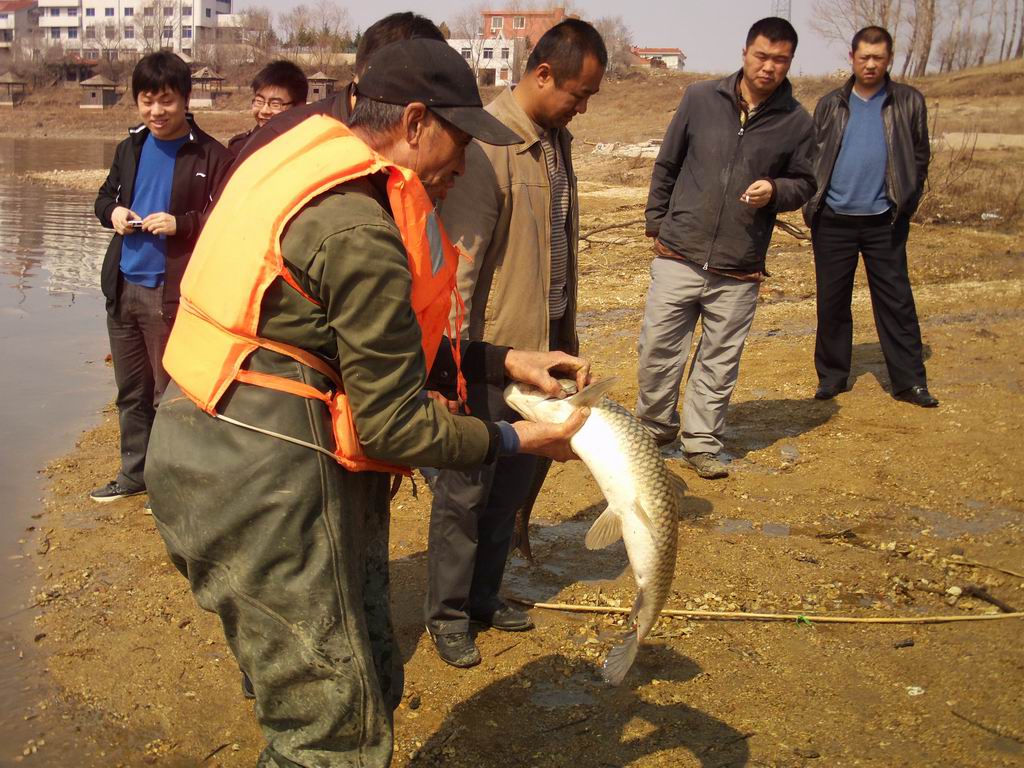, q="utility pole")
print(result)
[771,0,792,19]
